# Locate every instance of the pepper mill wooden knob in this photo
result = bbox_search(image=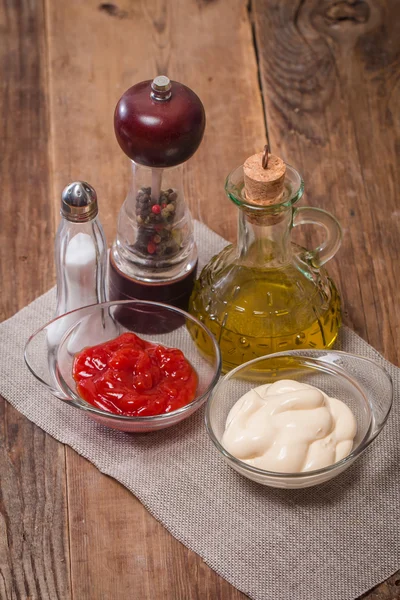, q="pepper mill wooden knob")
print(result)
[114,76,206,168]
[243,146,286,206]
